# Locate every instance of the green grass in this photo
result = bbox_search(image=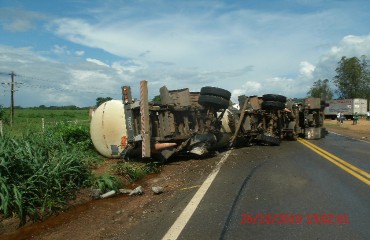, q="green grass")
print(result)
[0,107,161,227]
[113,162,160,182]
[1,108,90,136]
[0,127,93,226]
[92,173,122,193]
